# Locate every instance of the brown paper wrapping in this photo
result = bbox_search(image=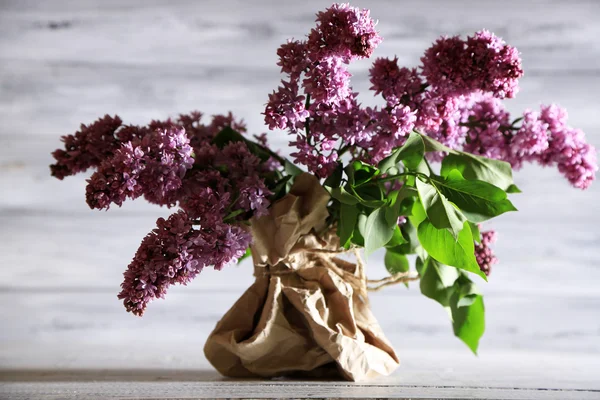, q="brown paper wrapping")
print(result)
[204,173,400,381]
